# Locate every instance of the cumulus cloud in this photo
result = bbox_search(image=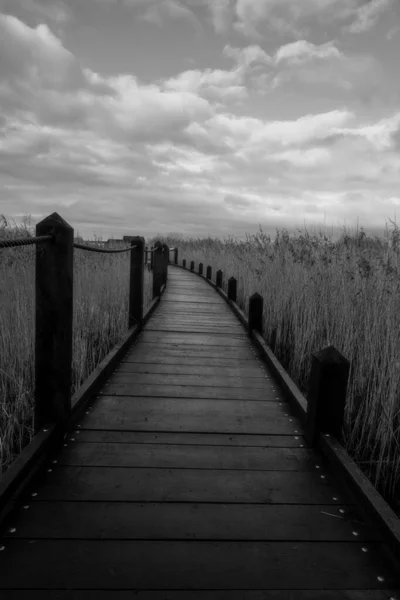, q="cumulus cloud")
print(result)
[141,0,203,33]
[346,0,394,33]
[1,11,399,238]
[205,0,394,38]
[206,0,233,33]
[274,40,342,64]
